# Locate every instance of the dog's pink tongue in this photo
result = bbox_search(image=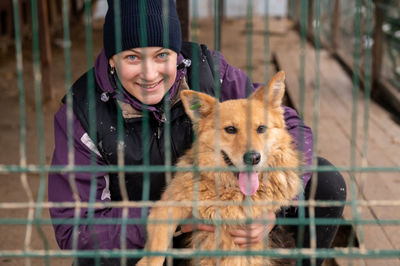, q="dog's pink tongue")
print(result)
[238,172,259,196]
